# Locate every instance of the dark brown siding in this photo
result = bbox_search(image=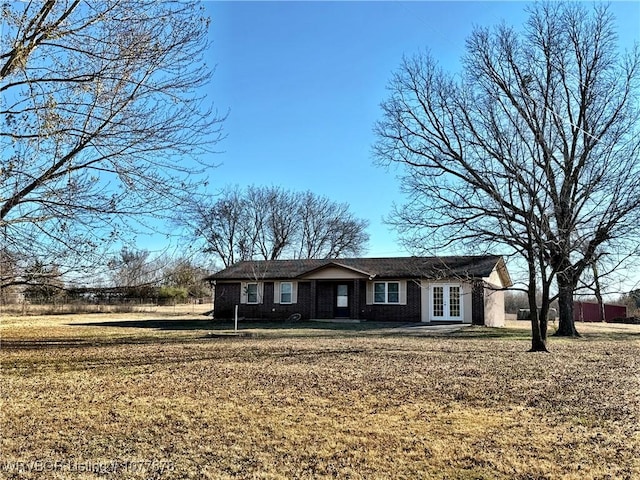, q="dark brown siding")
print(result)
[240,282,274,320]
[214,281,314,321]
[260,282,313,320]
[213,283,240,319]
[215,279,424,322]
[472,281,485,325]
[315,282,335,319]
